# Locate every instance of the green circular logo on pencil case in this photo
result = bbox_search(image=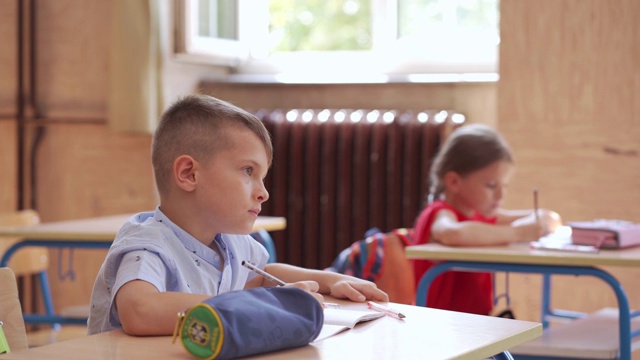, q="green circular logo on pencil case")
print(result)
[180,303,224,359]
